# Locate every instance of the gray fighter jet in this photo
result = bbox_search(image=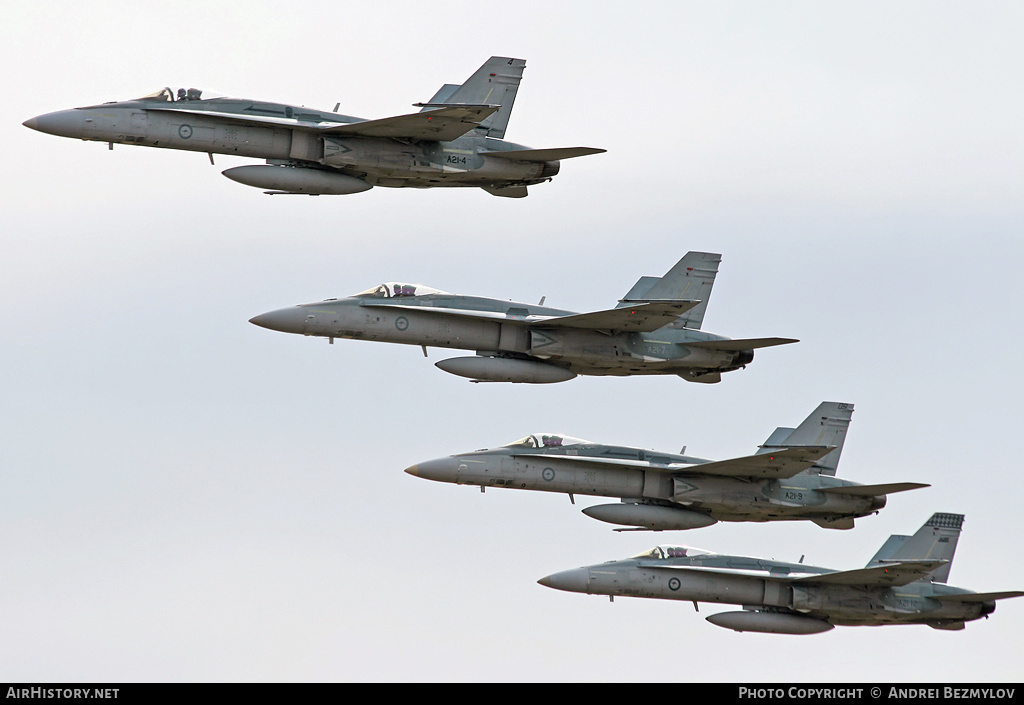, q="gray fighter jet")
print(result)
[406,402,928,530]
[250,252,796,384]
[22,57,603,198]
[539,513,1023,634]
